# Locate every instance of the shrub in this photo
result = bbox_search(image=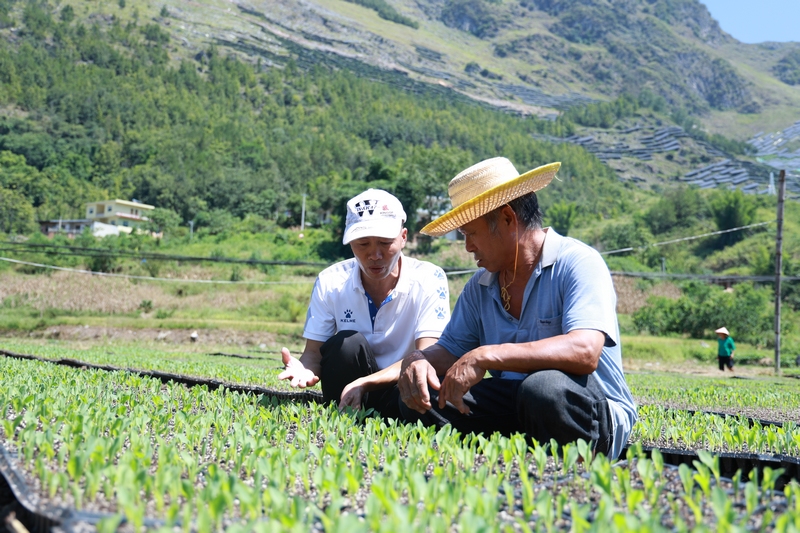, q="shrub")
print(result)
[0,188,37,235]
[343,0,418,28]
[709,189,756,249]
[773,49,800,86]
[600,220,650,253]
[546,201,576,236]
[644,186,704,235]
[633,282,773,346]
